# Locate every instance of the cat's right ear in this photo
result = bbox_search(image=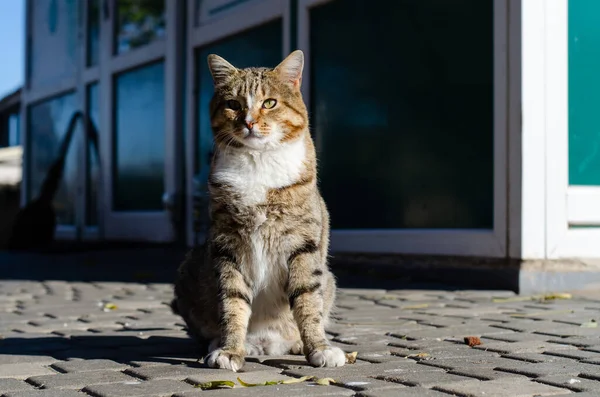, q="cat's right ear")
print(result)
[207,54,237,86]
